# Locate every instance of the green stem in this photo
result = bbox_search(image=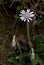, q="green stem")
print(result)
[26,21,33,49]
